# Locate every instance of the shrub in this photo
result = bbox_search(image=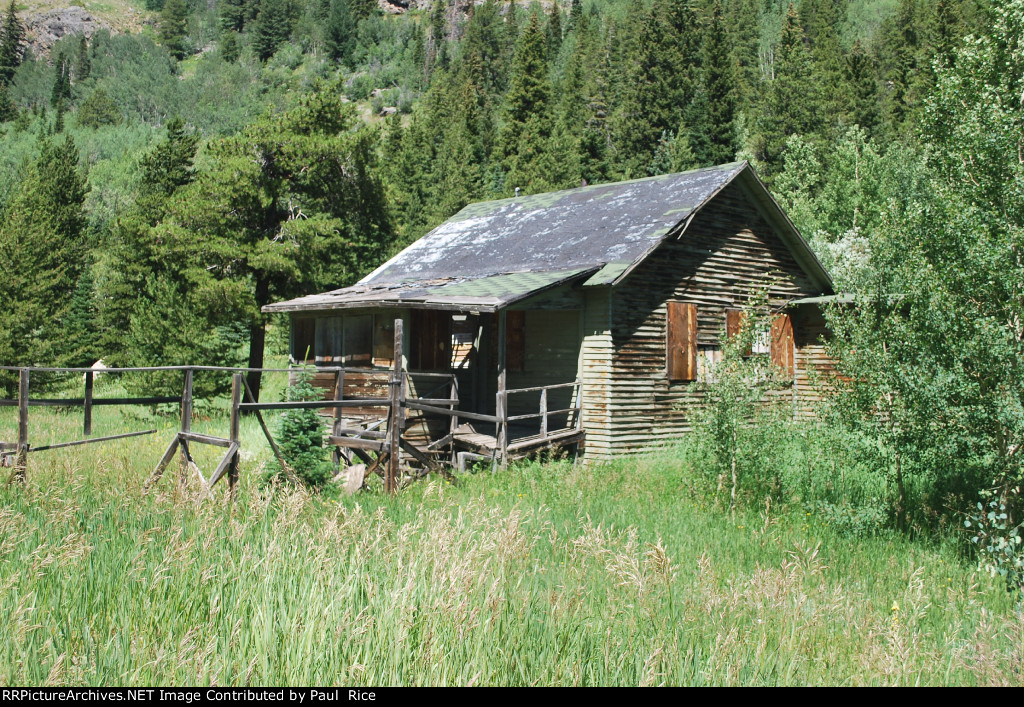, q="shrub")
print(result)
[269,366,336,492]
